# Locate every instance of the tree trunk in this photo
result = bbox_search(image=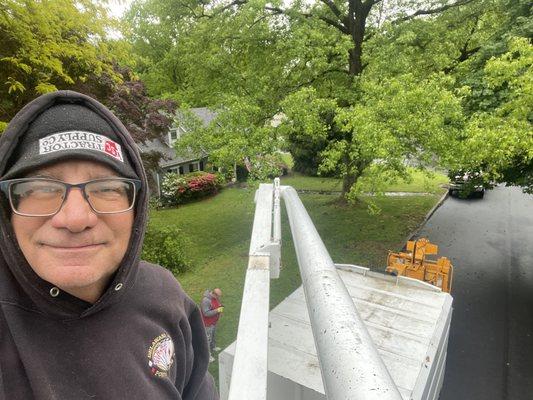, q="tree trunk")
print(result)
[339,1,371,199]
[341,172,357,198]
[340,156,371,201]
[347,0,368,77]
